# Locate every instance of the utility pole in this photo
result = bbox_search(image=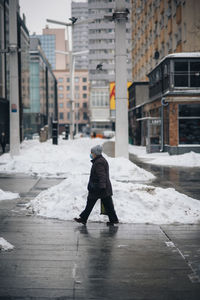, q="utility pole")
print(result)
[114,0,129,158]
[9,0,20,156]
